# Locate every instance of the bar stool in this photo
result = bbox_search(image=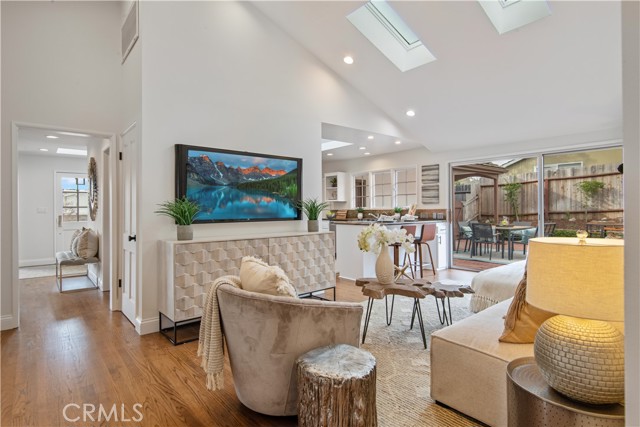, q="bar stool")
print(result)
[413,224,436,277]
[391,225,416,280]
